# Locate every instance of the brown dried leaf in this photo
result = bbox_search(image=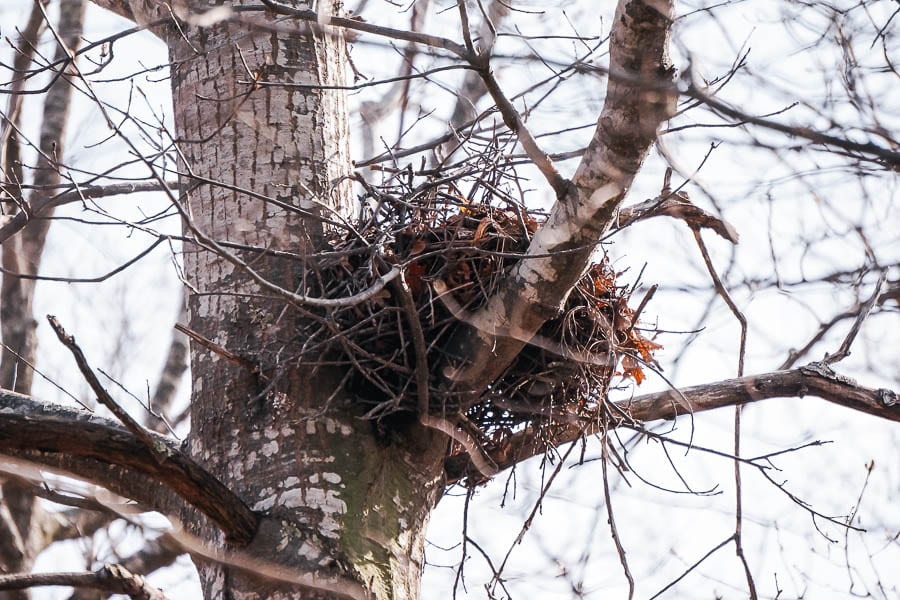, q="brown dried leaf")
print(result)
[409,239,427,255]
[474,217,492,242]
